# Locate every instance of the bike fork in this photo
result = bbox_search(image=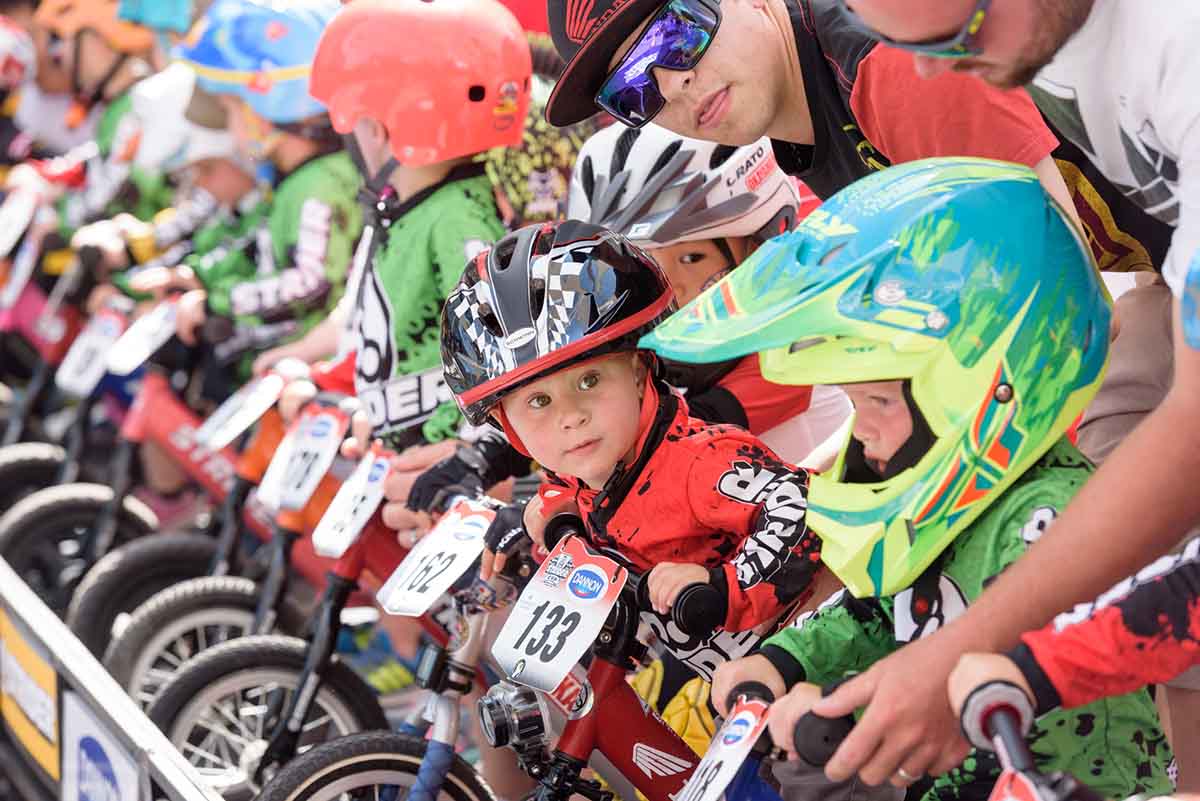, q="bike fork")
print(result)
[255,572,357,781]
[2,358,50,445]
[83,438,136,562]
[208,477,252,576]
[408,609,486,801]
[251,523,299,635]
[56,395,95,484]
